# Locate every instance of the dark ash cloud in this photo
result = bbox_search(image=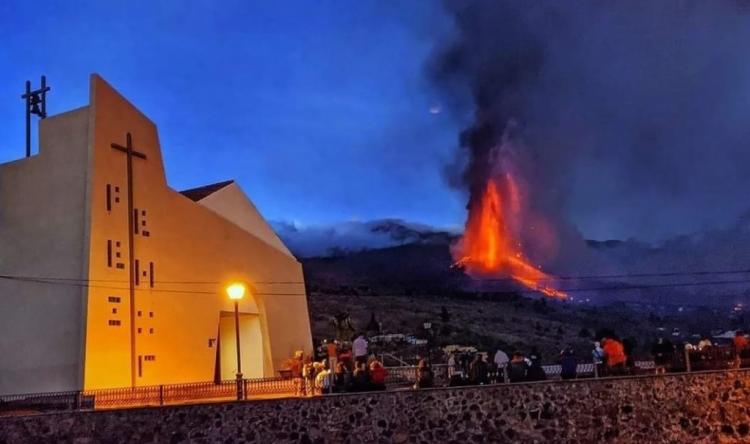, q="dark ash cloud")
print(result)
[432,0,750,243]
